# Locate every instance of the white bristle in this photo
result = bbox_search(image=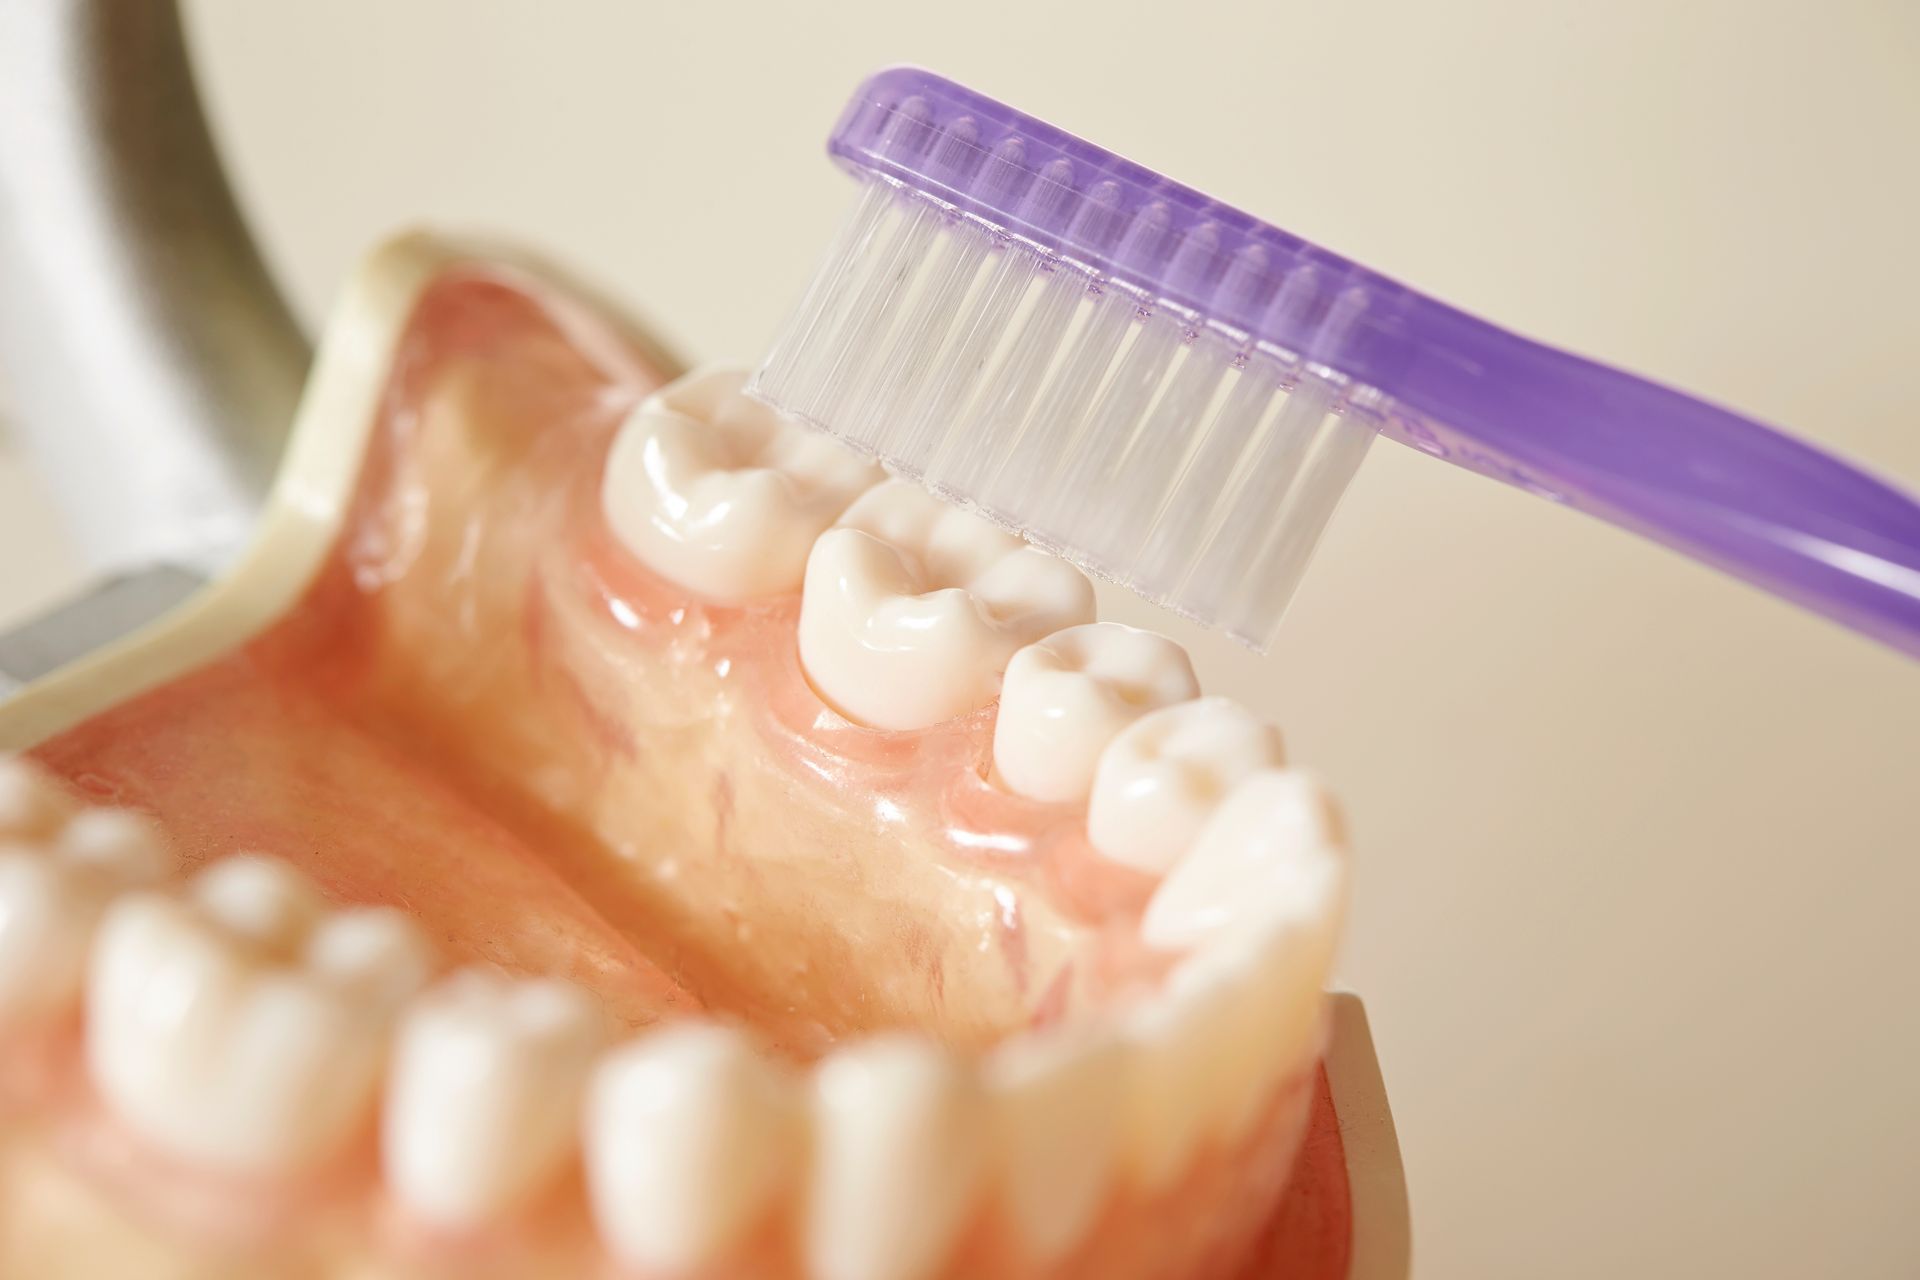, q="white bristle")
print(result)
[750,179,1378,651]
